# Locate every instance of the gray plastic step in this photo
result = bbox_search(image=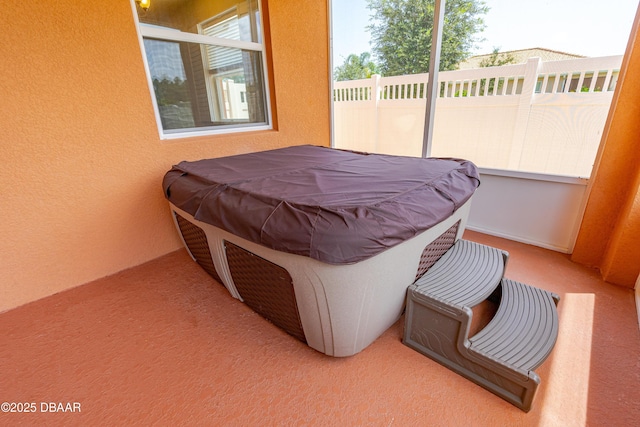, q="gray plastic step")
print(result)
[469,279,560,377]
[403,239,560,412]
[413,239,508,308]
